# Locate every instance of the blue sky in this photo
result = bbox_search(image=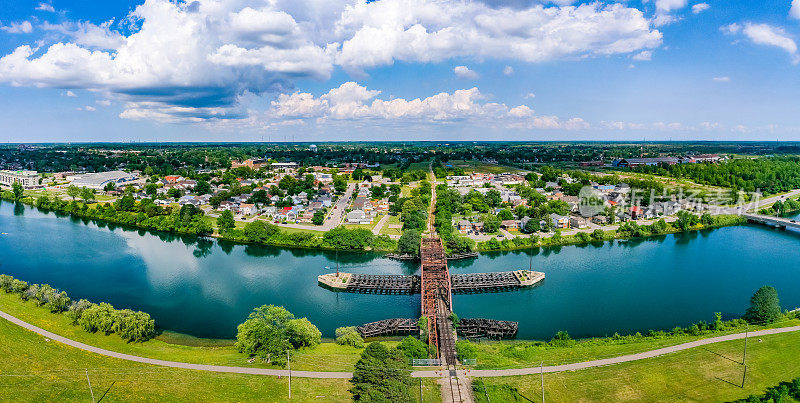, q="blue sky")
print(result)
[1,0,799,142]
